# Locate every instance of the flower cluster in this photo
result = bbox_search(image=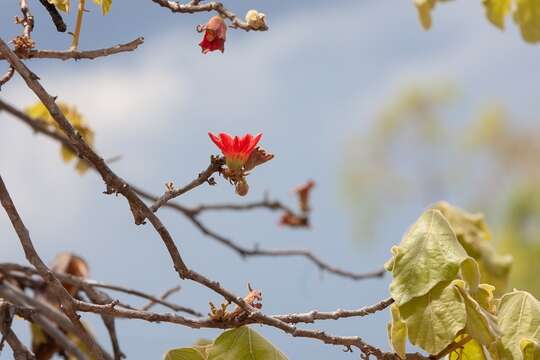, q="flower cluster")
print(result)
[209,132,273,196]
